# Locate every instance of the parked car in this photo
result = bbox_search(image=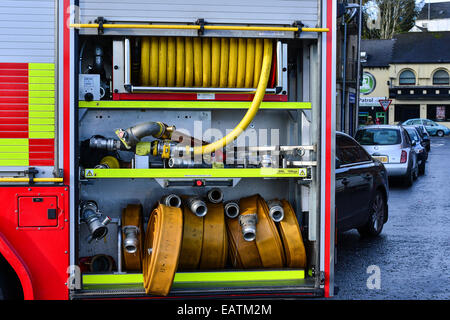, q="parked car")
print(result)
[335,132,389,236]
[354,125,418,187]
[402,118,450,137]
[413,124,431,152]
[404,125,427,175]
